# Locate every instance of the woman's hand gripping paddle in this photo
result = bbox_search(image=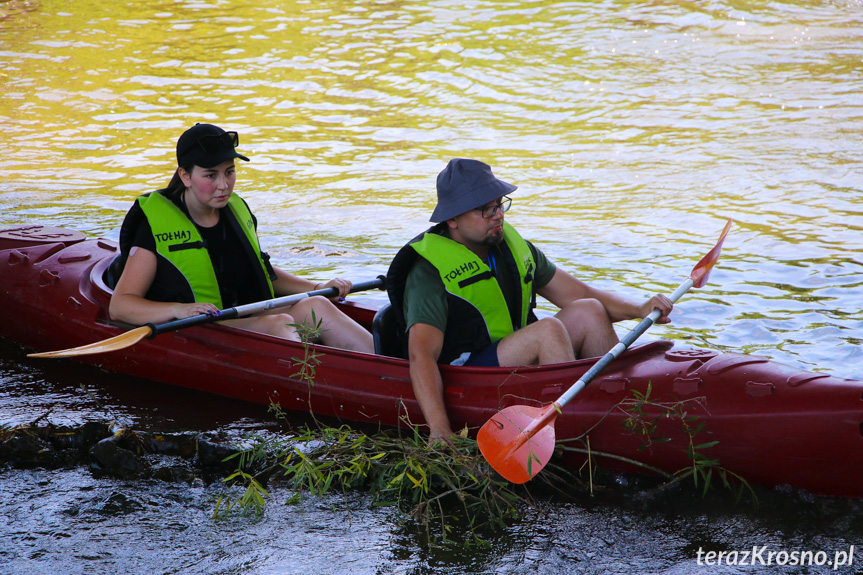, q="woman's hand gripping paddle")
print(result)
[477,220,733,483]
[29,277,385,358]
